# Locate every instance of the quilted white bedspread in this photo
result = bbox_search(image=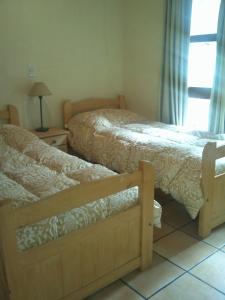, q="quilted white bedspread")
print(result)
[68,109,225,219]
[0,125,161,251]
